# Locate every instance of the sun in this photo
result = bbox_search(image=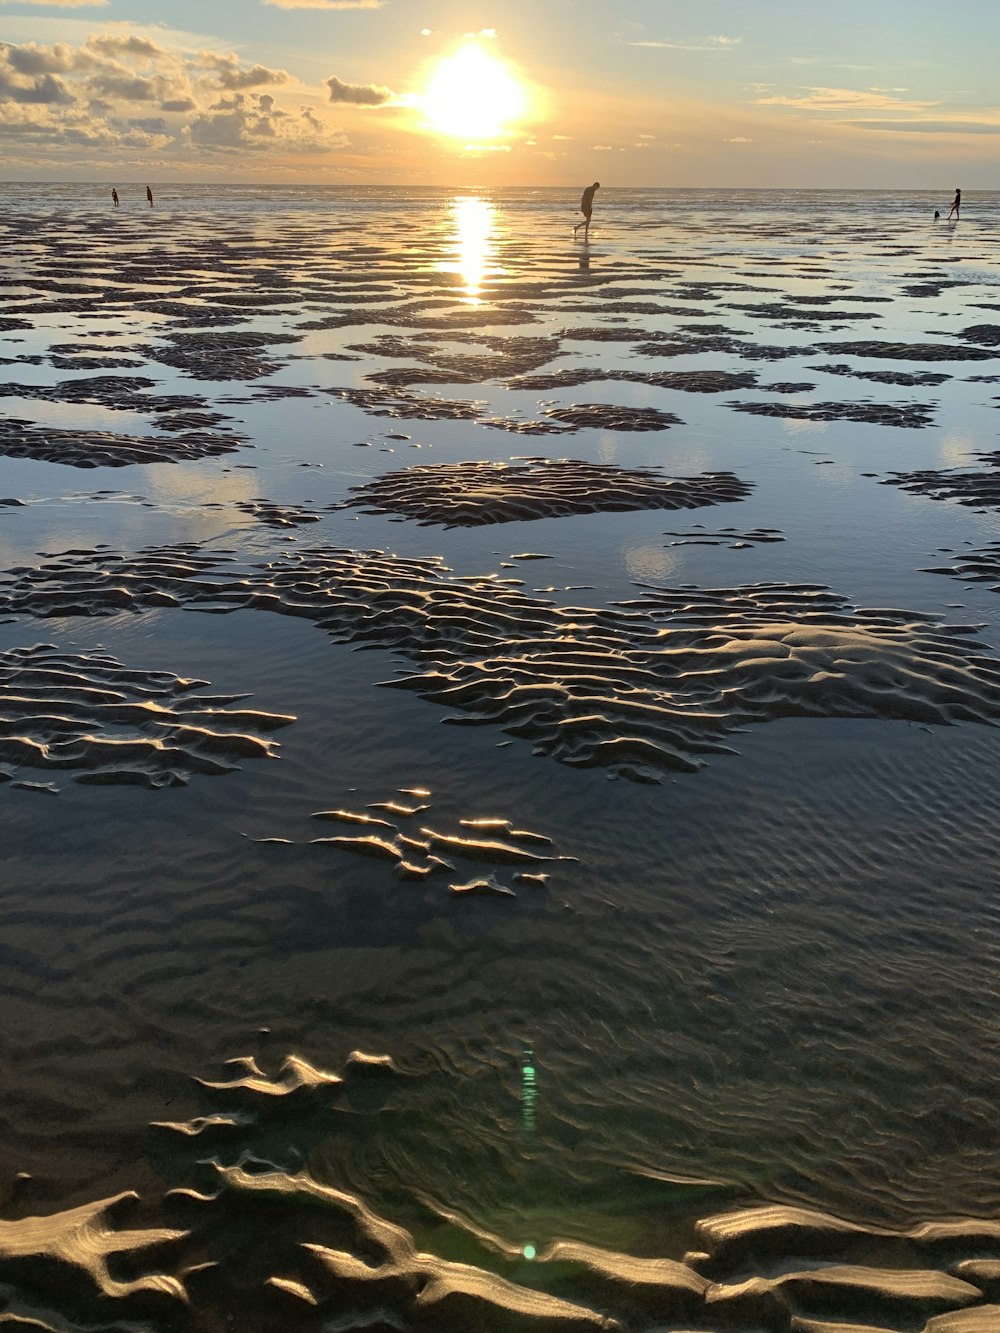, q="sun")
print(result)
[424,44,526,140]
